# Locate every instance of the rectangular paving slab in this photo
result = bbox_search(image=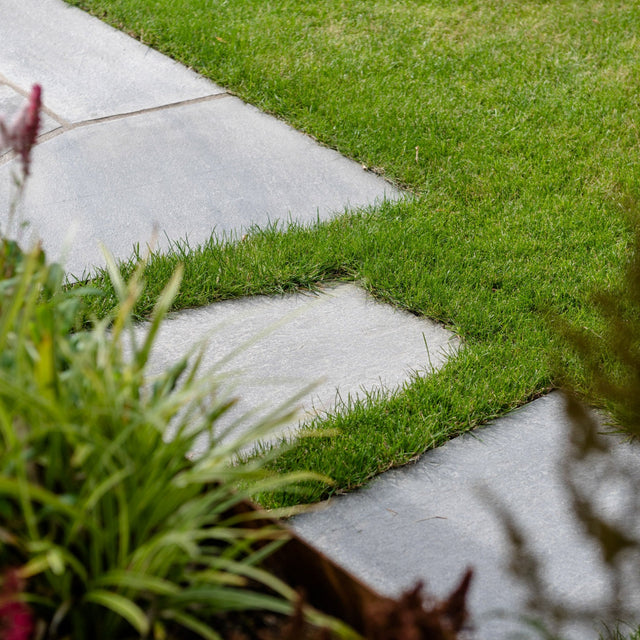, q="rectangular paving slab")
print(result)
[292,393,640,639]
[0,0,221,123]
[131,283,459,452]
[0,1,404,277]
[0,94,402,277]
